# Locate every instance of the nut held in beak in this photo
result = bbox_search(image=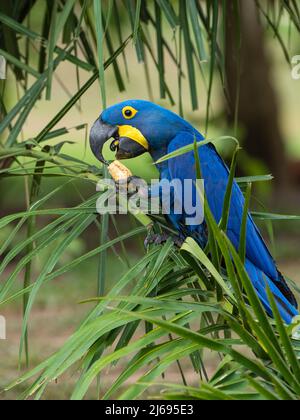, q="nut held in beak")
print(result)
[108,160,132,182]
